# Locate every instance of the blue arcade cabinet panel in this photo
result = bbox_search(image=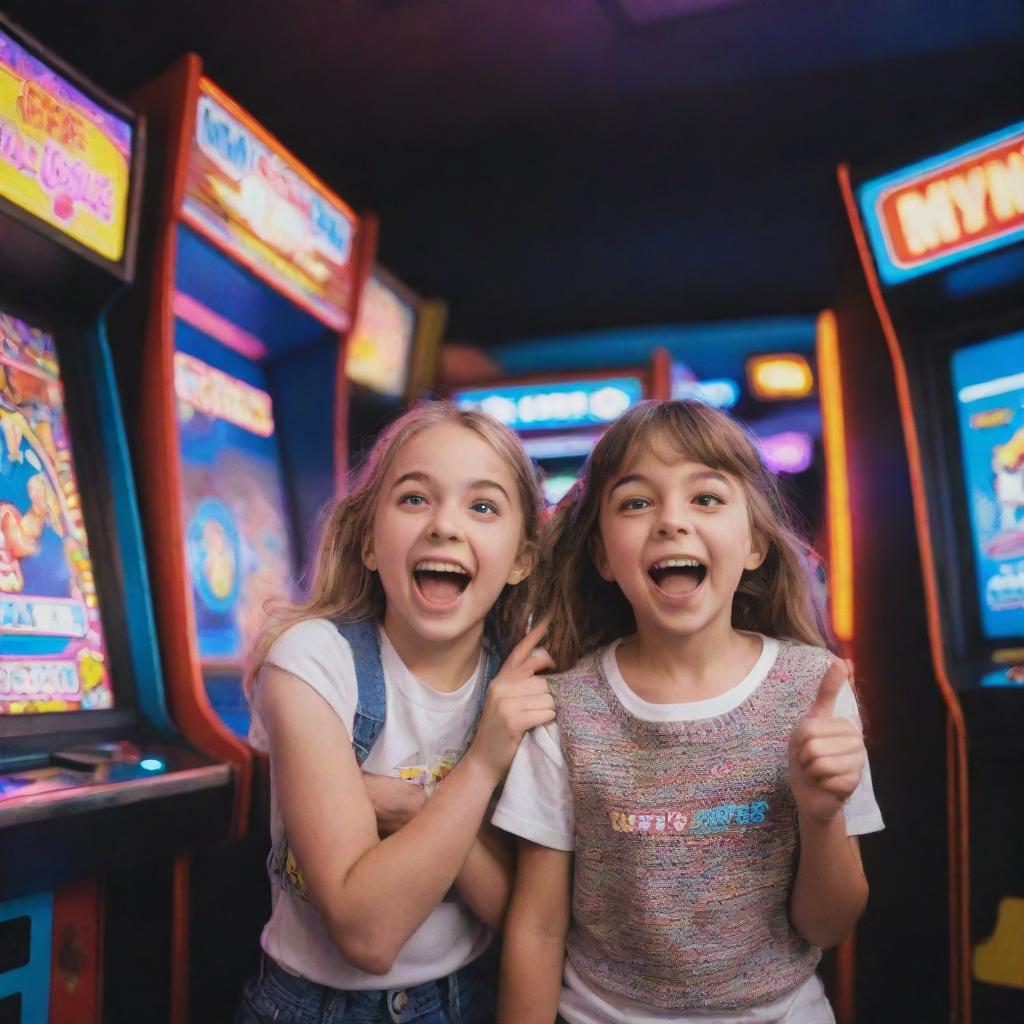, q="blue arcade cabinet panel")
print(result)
[0,892,52,1024]
[952,327,1024,675]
